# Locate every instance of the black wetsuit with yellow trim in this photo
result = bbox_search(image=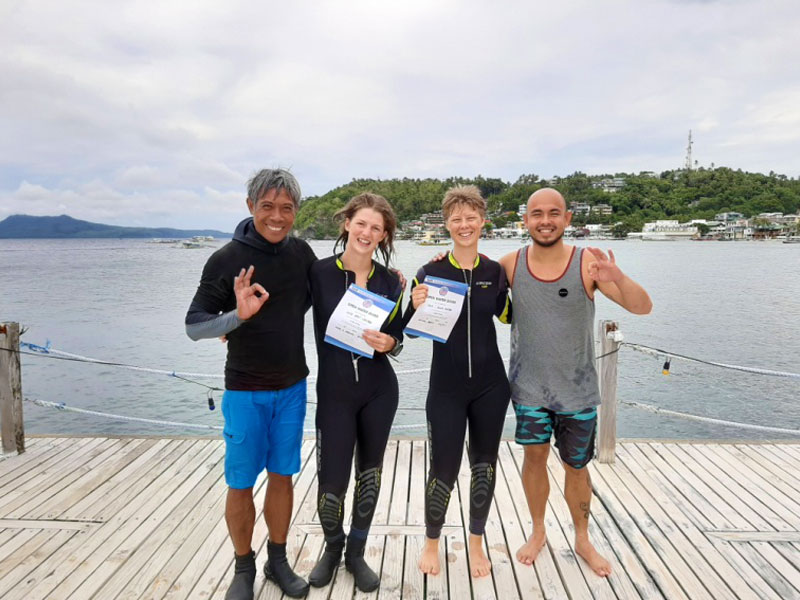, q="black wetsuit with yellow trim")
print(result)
[309,254,404,543]
[402,252,511,539]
